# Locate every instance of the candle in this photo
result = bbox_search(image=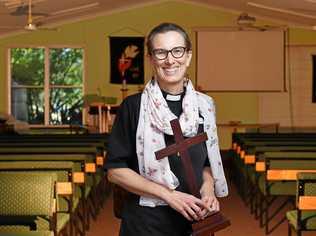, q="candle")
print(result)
[122,79,127,90]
